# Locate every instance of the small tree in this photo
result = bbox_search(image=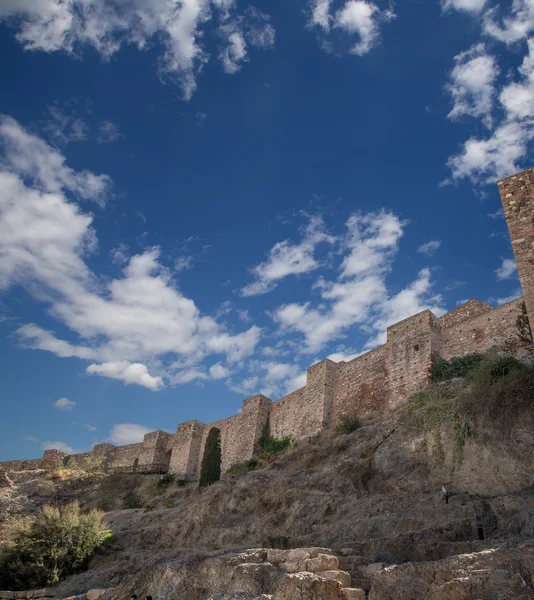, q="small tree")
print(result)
[0,502,108,589]
[517,301,533,345]
[199,427,221,487]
